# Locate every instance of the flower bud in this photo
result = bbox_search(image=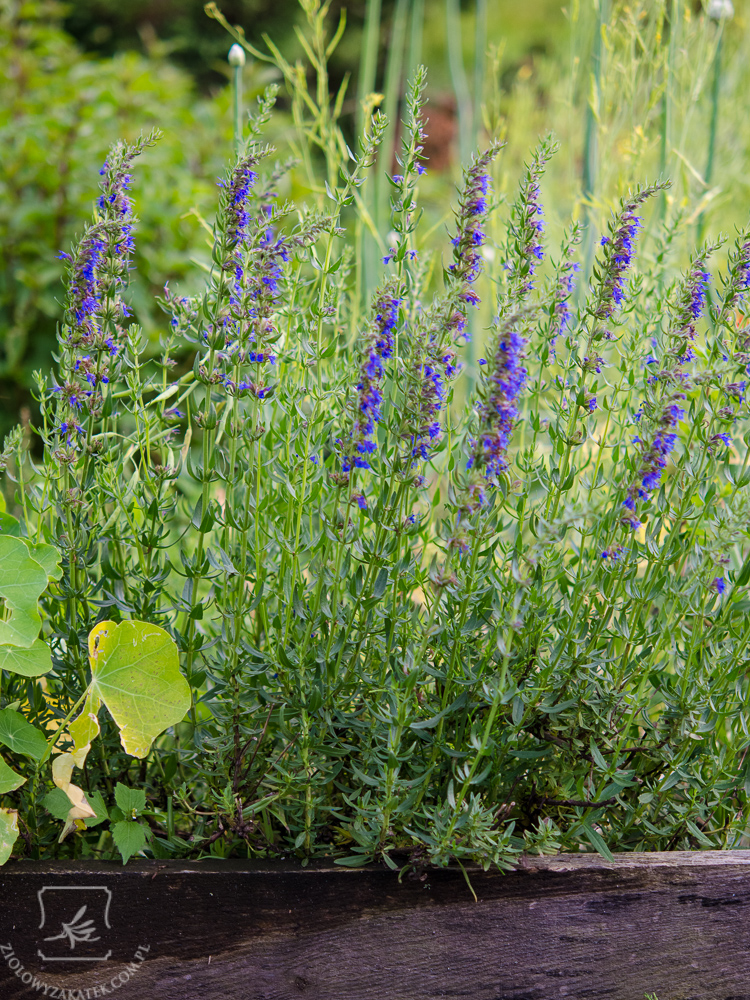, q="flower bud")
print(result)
[228,44,246,67]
